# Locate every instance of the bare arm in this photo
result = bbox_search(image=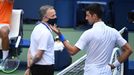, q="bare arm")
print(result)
[26,49,44,68]
[62,40,80,55]
[118,43,132,63]
[27,48,32,68]
[24,48,32,75]
[30,50,44,67]
[25,49,44,75]
[50,25,80,55]
[110,43,133,69]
